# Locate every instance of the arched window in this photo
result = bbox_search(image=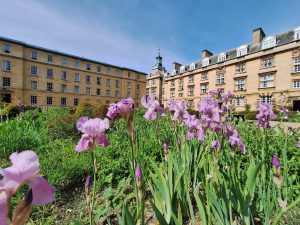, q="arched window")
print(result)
[294,26,300,40]
[262,36,276,49]
[218,52,226,62]
[190,63,195,71]
[179,66,185,73]
[202,57,210,67]
[237,45,248,57]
